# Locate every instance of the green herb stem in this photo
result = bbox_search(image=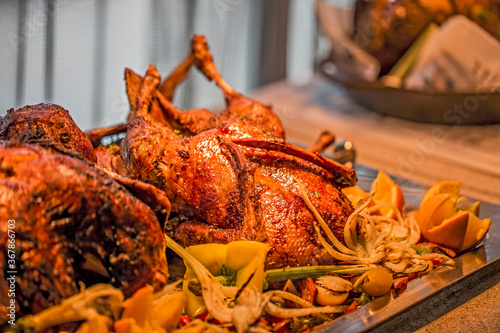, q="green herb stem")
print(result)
[265,265,372,283]
[381,22,439,87]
